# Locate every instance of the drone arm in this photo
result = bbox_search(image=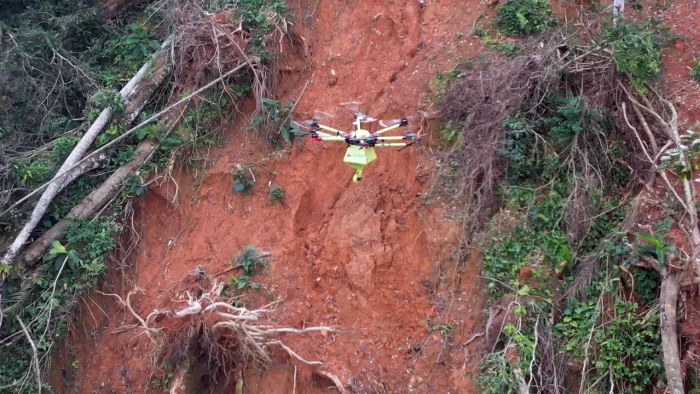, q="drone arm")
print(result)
[373,123,402,136]
[318,124,345,136]
[374,142,408,147]
[317,136,346,142]
[376,136,413,141]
